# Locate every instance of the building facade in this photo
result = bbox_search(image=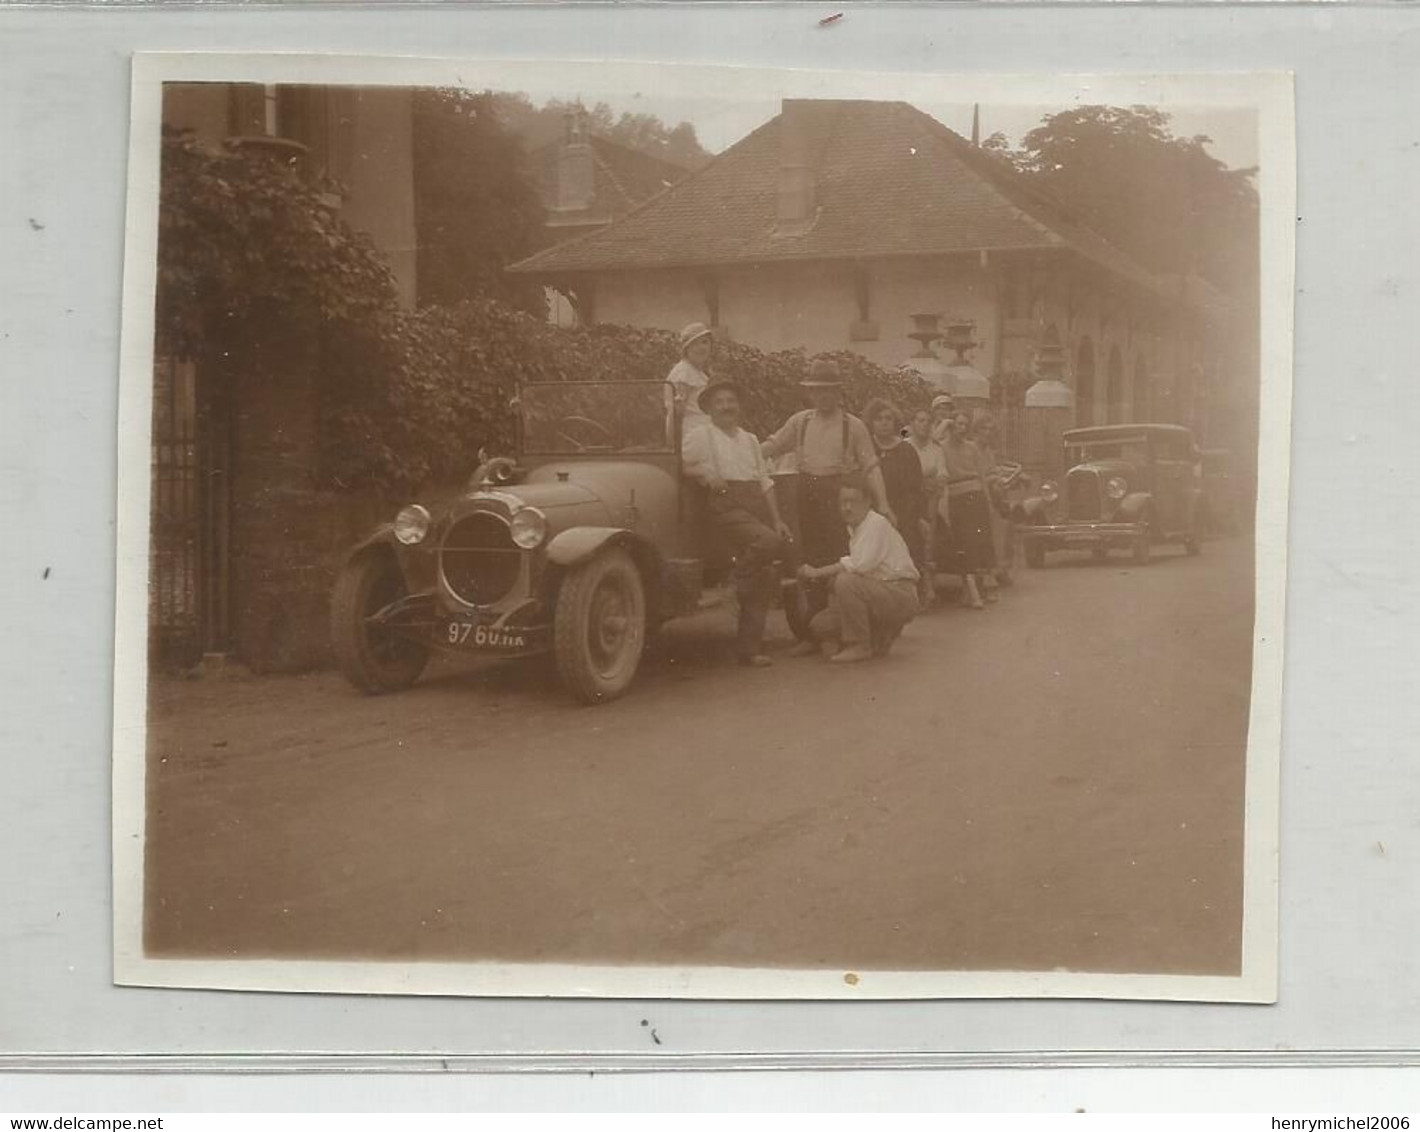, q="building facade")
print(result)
[511,98,1231,446]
